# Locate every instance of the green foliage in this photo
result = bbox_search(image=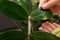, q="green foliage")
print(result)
[0,0,28,20]
[31,8,52,20]
[0,0,52,21]
[20,20,28,32]
[0,31,27,40]
[31,20,42,31]
[0,0,60,40]
[31,31,60,40]
[10,0,30,13]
